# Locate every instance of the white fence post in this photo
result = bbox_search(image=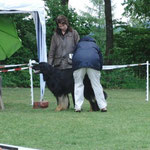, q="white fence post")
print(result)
[0,76,4,110]
[146,61,149,101]
[29,59,34,105]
